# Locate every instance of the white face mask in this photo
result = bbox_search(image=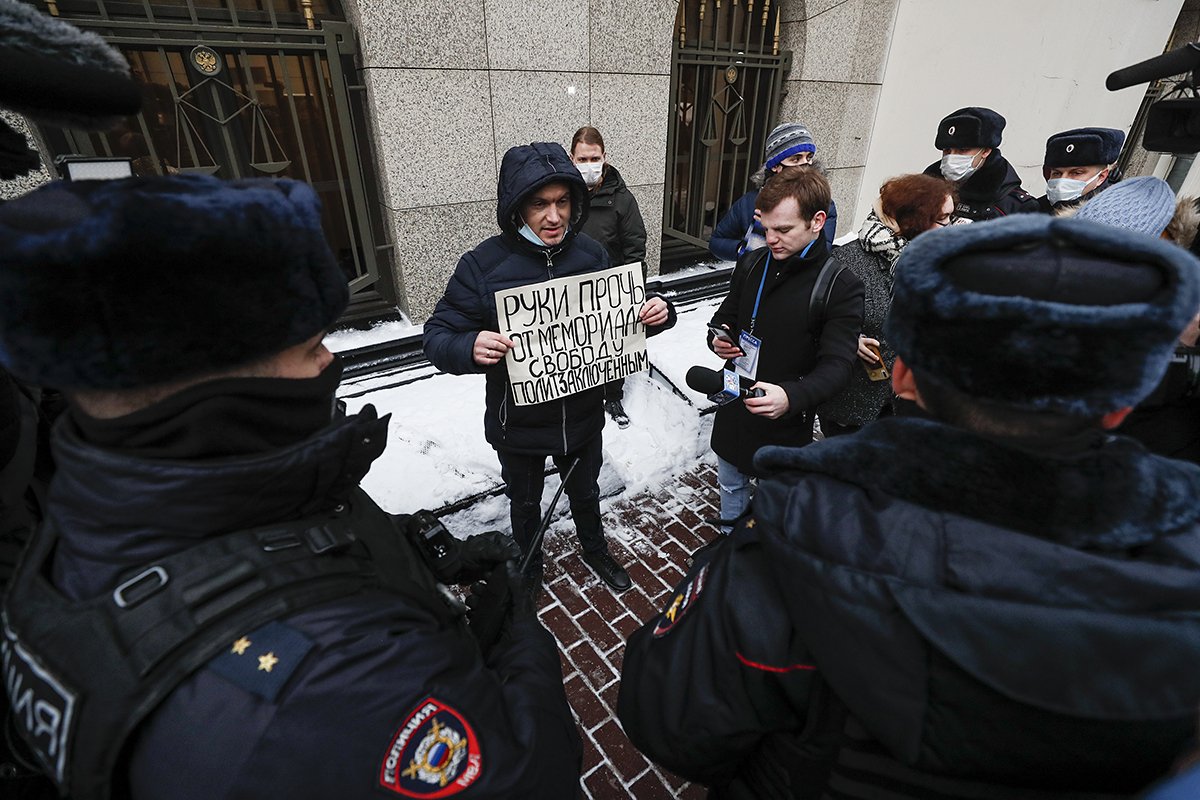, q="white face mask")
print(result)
[576,161,603,187]
[1046,172,1104,205]
[940,153,980,183]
